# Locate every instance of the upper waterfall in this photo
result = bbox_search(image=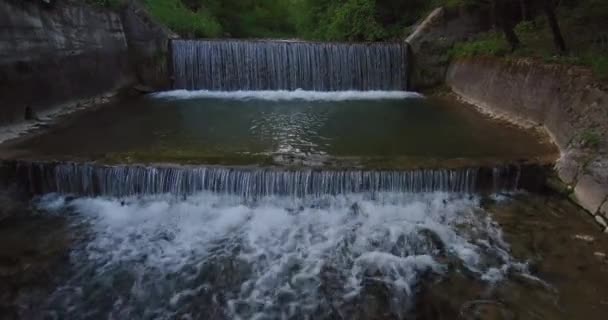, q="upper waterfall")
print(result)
[170,40,409,91]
